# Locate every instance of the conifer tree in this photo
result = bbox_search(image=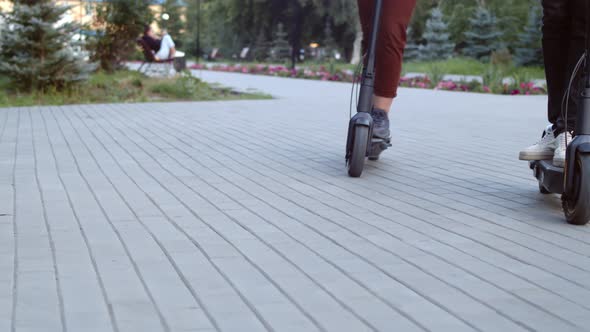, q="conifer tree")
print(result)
[463,6,503,61]
[404,27,421,61]
[0,0,94,91]
[422,8,455,60]
[92,0,153,71]
[270,23,290,61]
[514,3,543,66]
[253,29,271,62]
